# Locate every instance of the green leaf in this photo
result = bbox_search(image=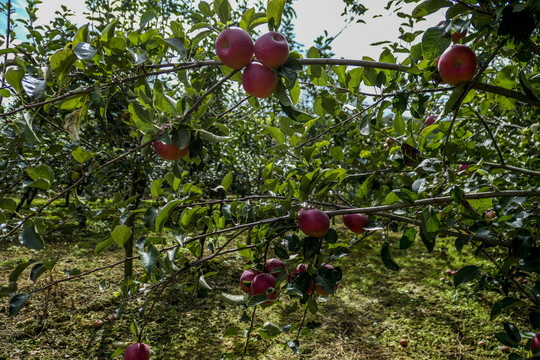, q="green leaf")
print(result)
[164,38,186,58]
[19,223,45,250]
[100,20,117,43]
[9,259,37,283]
[128,102,156,133]
[198,129,231,143]
[412,0,452,19]
[0,198,17,212]
[221,171,233,191]
[450,186,464,204]
[140,9,157,28]
[259,322,282,339]
[399,227,416,250]
[247,294,272,306]
[303,237,321,259]
[213,0,231,23]
[9,293,30,317]
[5,67,24,94]
[381,242,400,271]
[490,297,525,321]
[111,224,131,247]
[27,164,54,183]
[264,126,286,144]
[443,84,466,115]
[453,265,480,287]
[329,146,344,161]
[49,46,77,82]
[355,174,375,203]
[94,237,114,256]
[421,26,451,60]
[267,0,286,31]
[222,326,238,337]
[155,199,180,232]
[21,75,45,99]
[73,42,97,60]
[153,80,179,116]
[220,292,248,306]
[139,244,159,275]
[420,206,440,252]
[72,147,94,164]
[29,263,47,282]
